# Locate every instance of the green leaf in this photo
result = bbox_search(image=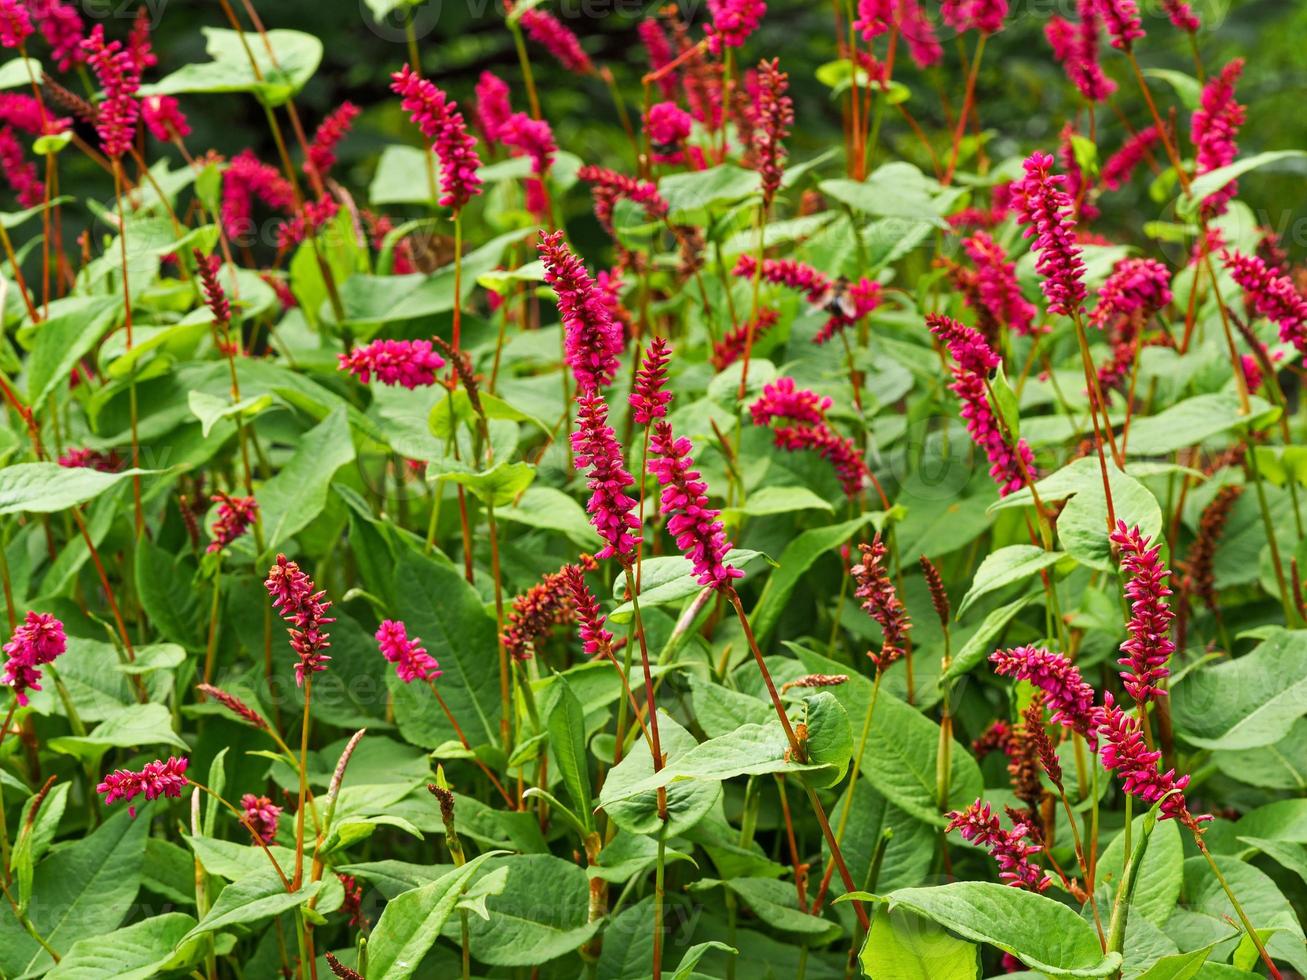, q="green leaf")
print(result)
[366,851,502,979]
[941,595,1038,683]
[369,144,436,205]
[660,164,760,220]
[184,872,323,941]
[1131,947,1213,980]
[1095,814,1183,927]
[600,710,722,837]
[47,703,190,763]
[608,549,766,624]
[0,57,42,91]
[0,463,152,515]
[546,678,594,832]
[256,407,356,553]
[142,28,322,106]
[1125,393,1278,456]
[722,485,835,519]
[1179,151,1307,219]
[498,486,601,548]
[0,806,150,977]
[672,942,738,979]
[47,913,201,980]
[752,513,882,643]
[1171,630,1307,750]
[860,905,979,979]
[465,854,601,966]
[1237,837,1307,888]
[25,297,120,410]
[134,536,205,649]
[188,390,274,437]
[429,459,536,507]
[884,882,1122,976]
[1142,69,1203,111]
[819,163,949,227]
[1181,854,1306,975]
[700,877,841,941]
[956,545,1066,619]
